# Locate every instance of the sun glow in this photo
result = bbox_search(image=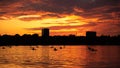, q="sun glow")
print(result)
[0,14,99,36]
